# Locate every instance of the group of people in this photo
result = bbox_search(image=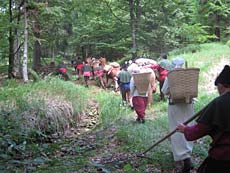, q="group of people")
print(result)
[118,54,230,173]
[117,53,171,123]
[71,56,107,88]
[58,54,230,173]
